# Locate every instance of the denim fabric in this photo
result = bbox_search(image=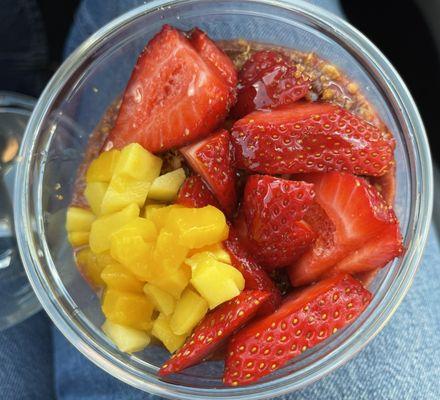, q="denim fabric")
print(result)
[0,1,438,399]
